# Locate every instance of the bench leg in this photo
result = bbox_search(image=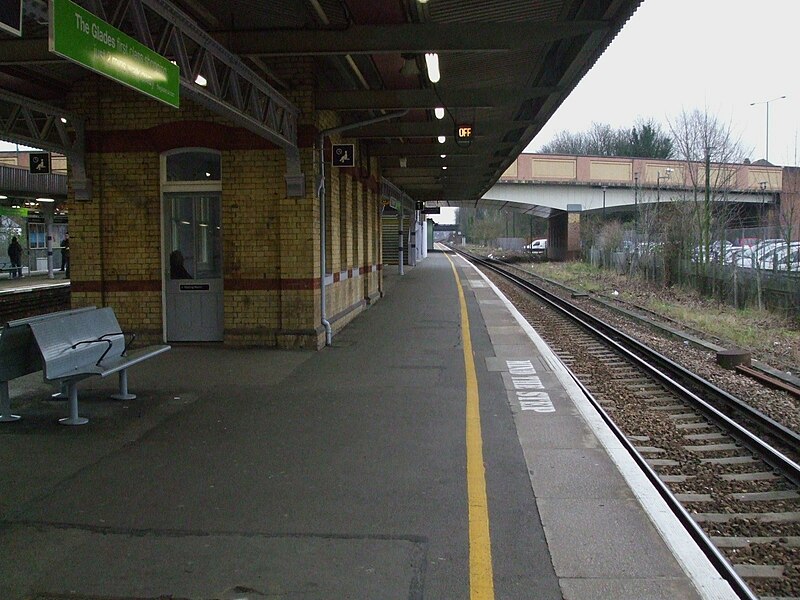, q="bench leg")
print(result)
[52,382,68,399]
[0,381,21,422]
[58,382,88,426]
[110,369,136,401]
